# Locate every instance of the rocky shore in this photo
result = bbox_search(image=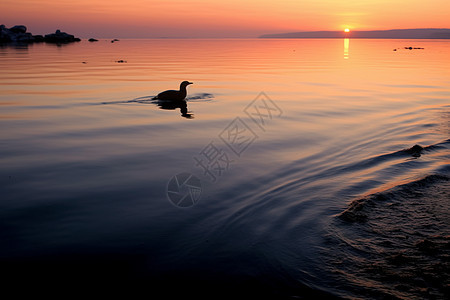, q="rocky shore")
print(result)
[0,25,81,44]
